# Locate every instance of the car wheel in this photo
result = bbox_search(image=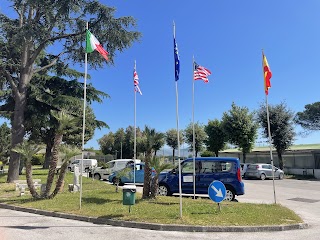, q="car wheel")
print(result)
[224,188,235,201]
[94,173,101,180]
[260,173,266,180]
[279,173,284,180]
[158,184,171,196]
